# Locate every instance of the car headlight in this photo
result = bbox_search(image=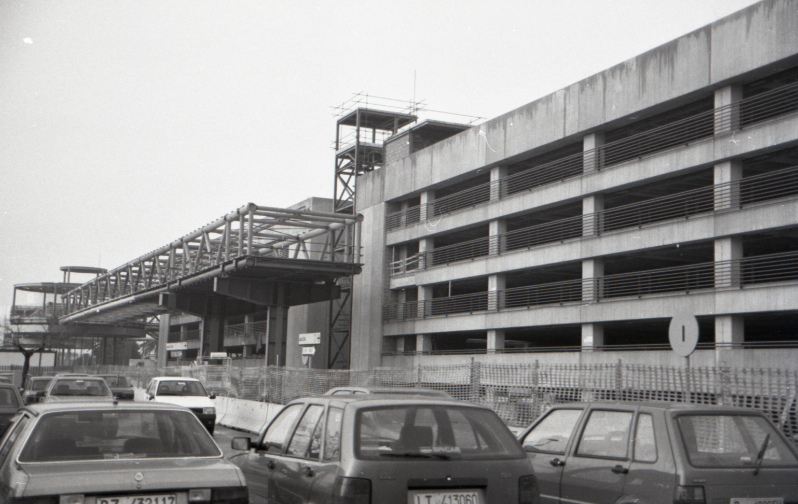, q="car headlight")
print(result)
[203,407,216,415]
